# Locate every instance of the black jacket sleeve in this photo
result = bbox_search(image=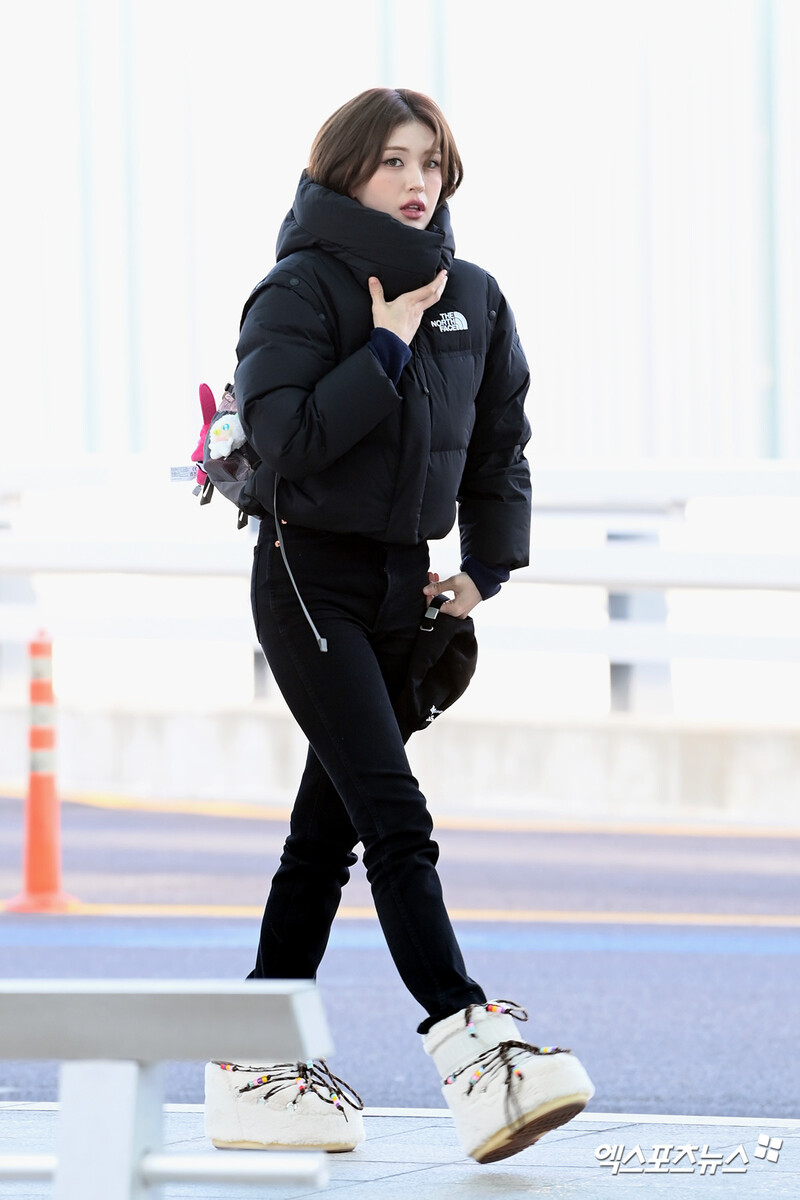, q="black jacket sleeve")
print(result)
[235,274,402,482]
[457,286,532,570]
